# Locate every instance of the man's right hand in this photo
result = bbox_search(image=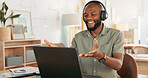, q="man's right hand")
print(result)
[44,40,57,47]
